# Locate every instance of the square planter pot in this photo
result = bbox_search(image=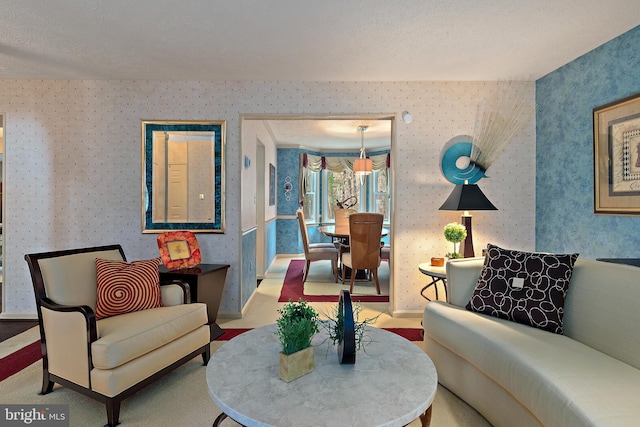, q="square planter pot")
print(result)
[279,346,314,382]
